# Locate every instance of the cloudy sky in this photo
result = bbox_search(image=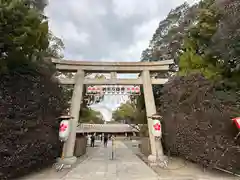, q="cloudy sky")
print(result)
[45,0,199,62]
[45,0,199,120]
